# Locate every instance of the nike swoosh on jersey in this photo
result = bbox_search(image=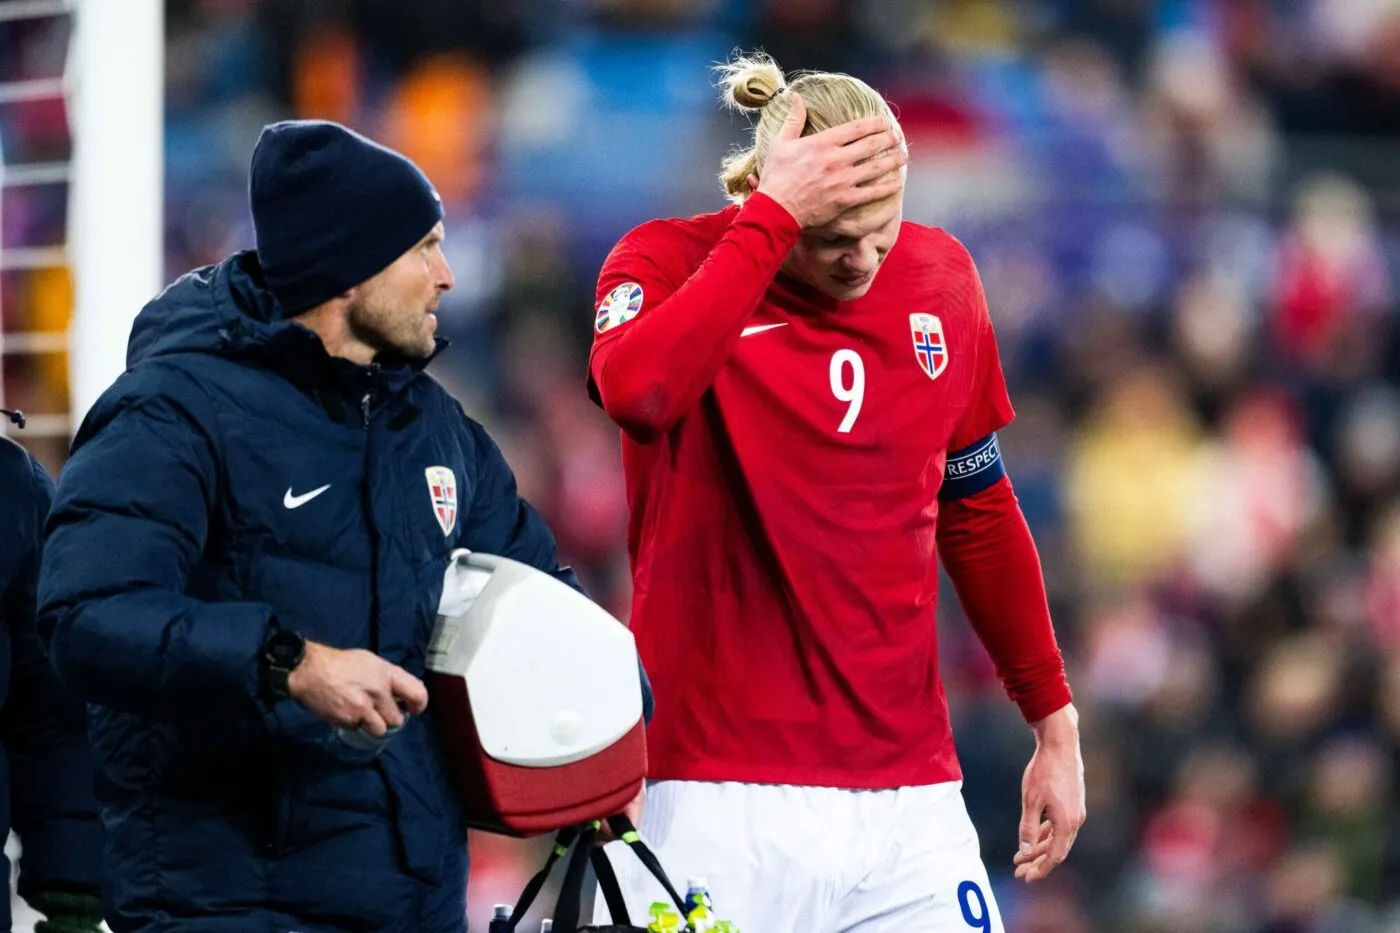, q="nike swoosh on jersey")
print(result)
[739,323,789,337]
[283,484,331,509]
